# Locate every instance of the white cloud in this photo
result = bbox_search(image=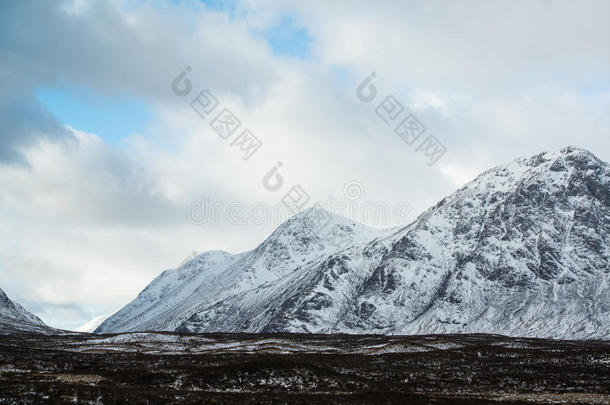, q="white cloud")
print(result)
[1,0,609,329]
